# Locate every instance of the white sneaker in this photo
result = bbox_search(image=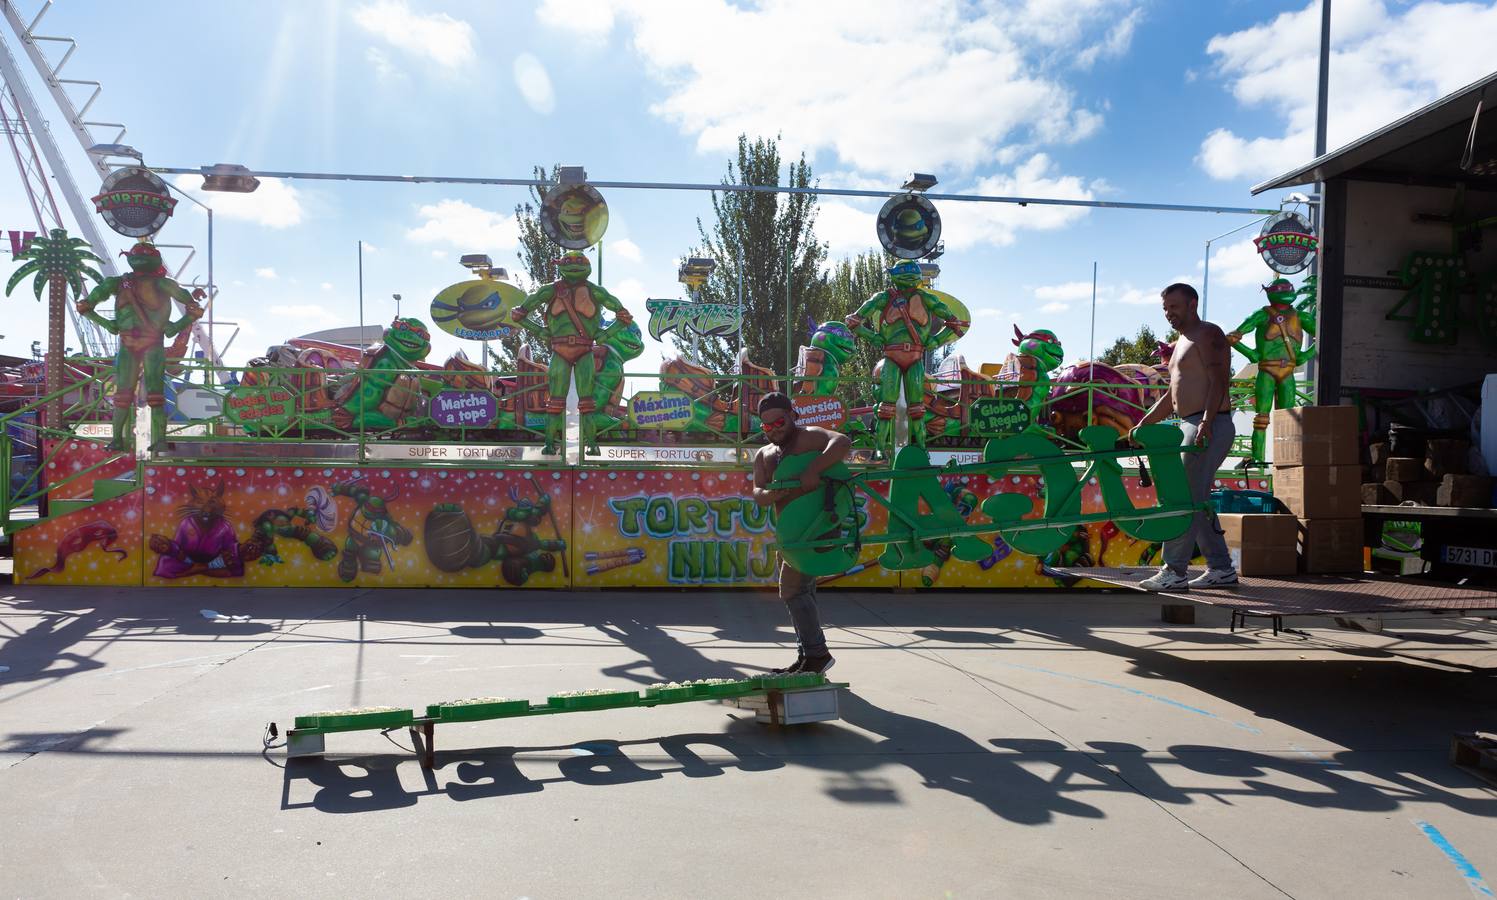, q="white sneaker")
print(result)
[1189,568,1240,588]
[1139,567,1190,591]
